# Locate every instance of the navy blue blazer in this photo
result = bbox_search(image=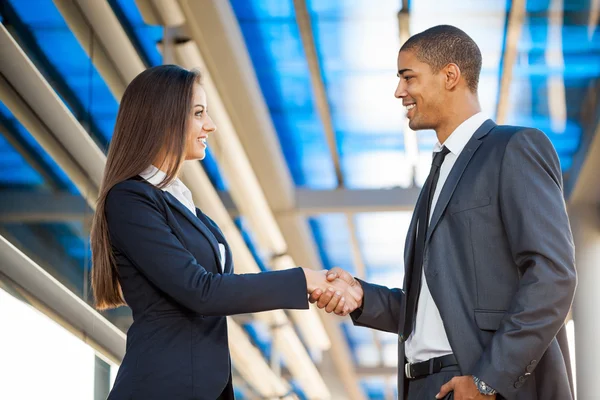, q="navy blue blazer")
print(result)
[104,177,309,400]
